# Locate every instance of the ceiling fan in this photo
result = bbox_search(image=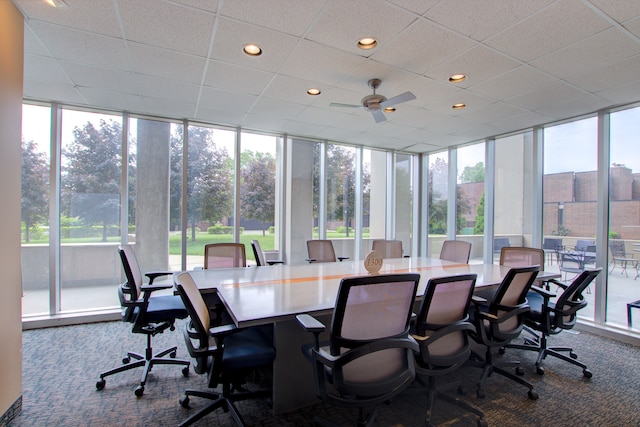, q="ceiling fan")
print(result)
[330,78,416,123]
